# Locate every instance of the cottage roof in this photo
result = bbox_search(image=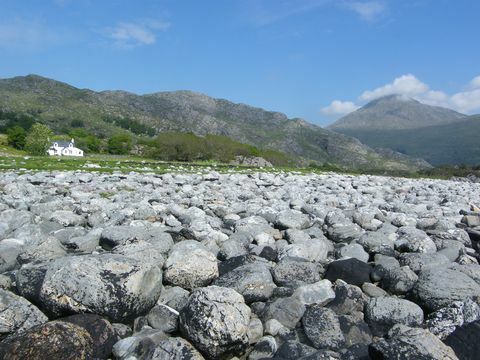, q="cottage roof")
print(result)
[52,140,72,148]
